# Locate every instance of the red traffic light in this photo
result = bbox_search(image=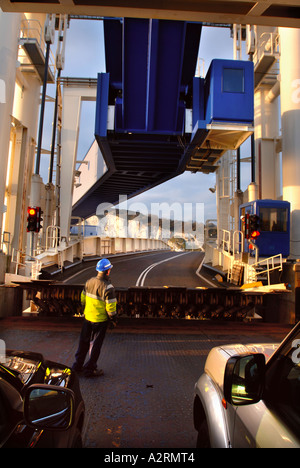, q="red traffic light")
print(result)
[27,206,42,232]
[249,214,260,240]
[251,230,260,239]
[28,207,36,216]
